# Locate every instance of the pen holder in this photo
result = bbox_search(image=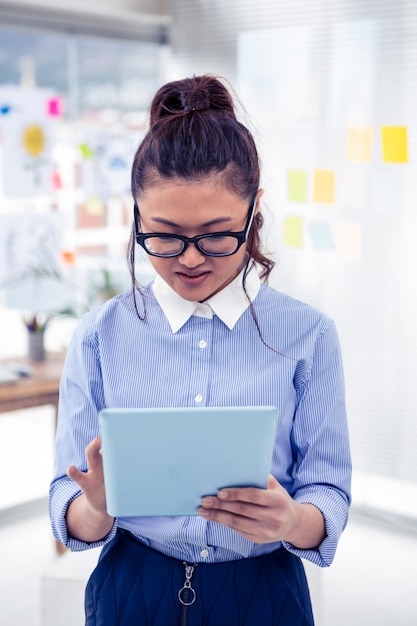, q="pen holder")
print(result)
[28,331,45,362]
